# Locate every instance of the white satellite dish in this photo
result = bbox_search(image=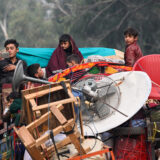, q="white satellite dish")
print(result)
[73,71,151,136]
